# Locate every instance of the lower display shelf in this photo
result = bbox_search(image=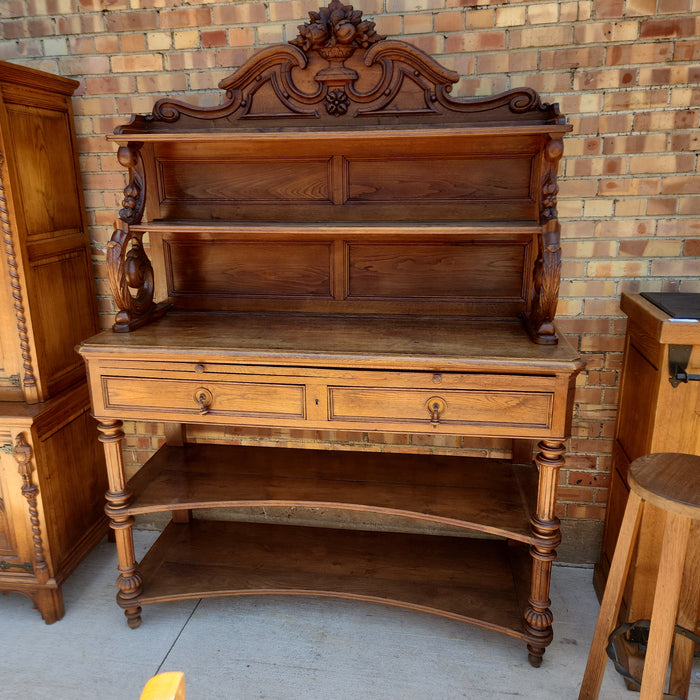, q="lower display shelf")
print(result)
[136,518,532,640]
[127,443,540,543]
